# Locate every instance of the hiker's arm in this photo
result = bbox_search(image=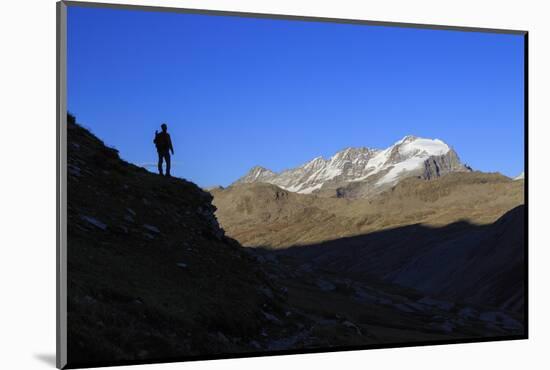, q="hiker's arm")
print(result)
[169,136,174,154]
